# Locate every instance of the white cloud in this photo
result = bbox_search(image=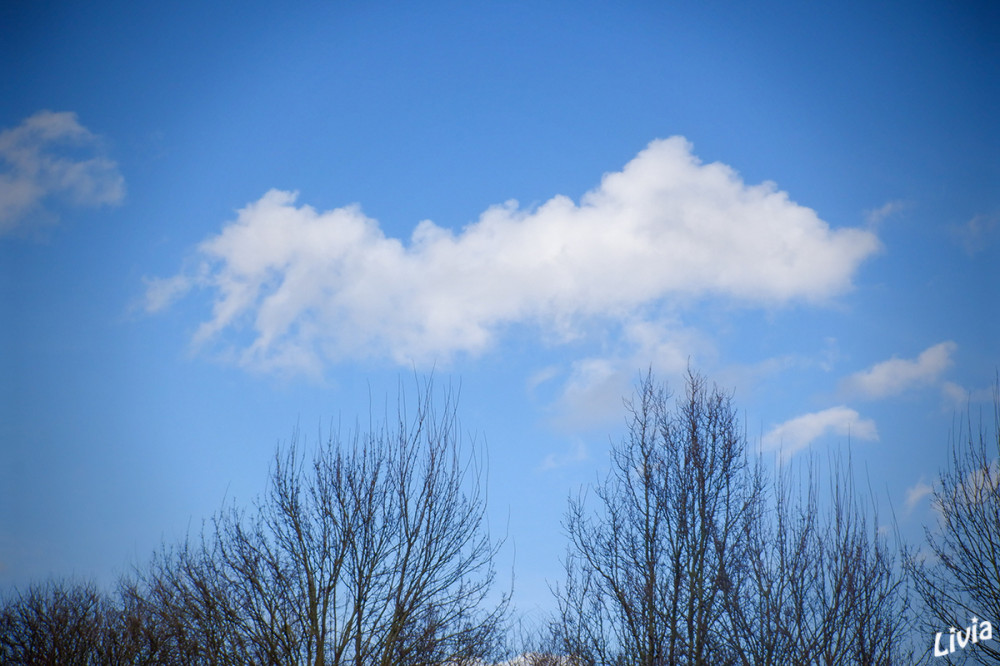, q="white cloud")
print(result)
[526,365,559,395]
[143,273,198,314]
[864,200,907,226]
[537,439,589,472]
[552,319,714,428]
[941,381,995,411]
[0,110,124,235]
[149,137,880,373]
[905,478,934,514]
[527,318,714,431]
[953,212,999,256]
[555,358,632,429]
[842,341,957,400]
[937,460,1000,517]
[762,406,878,458]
